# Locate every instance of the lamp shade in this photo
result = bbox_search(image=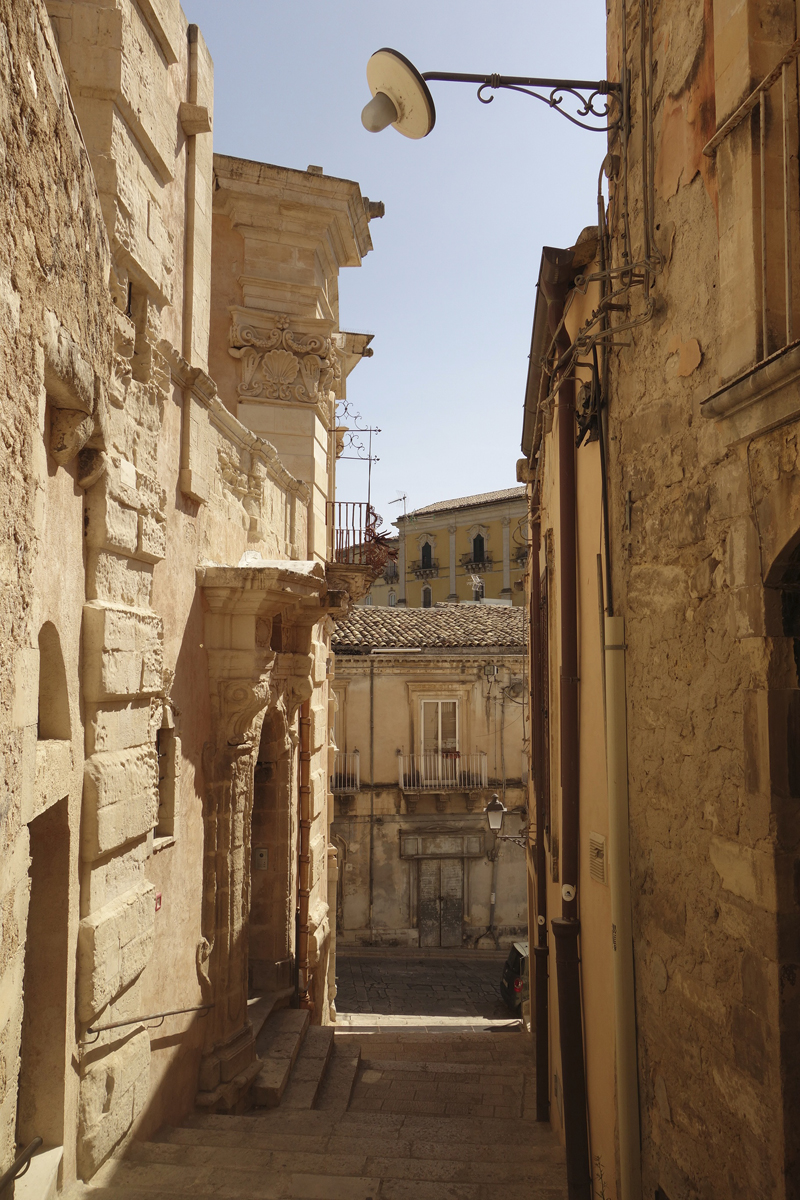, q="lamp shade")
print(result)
[484,794,507,833]
[362,48,436,139]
